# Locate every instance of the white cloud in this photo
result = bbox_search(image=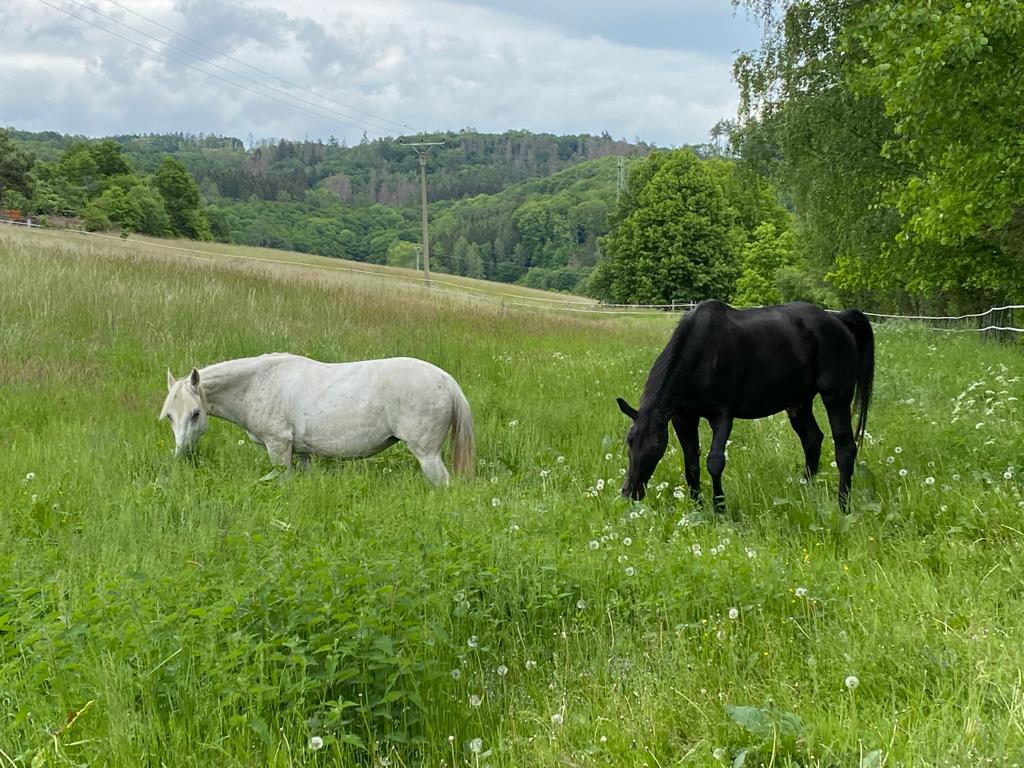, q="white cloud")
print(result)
[1,0,757,145]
